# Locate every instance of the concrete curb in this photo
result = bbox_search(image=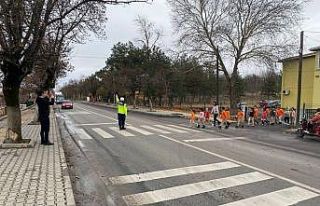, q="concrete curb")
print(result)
[0,138,36,149]
[54,114,76,206]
